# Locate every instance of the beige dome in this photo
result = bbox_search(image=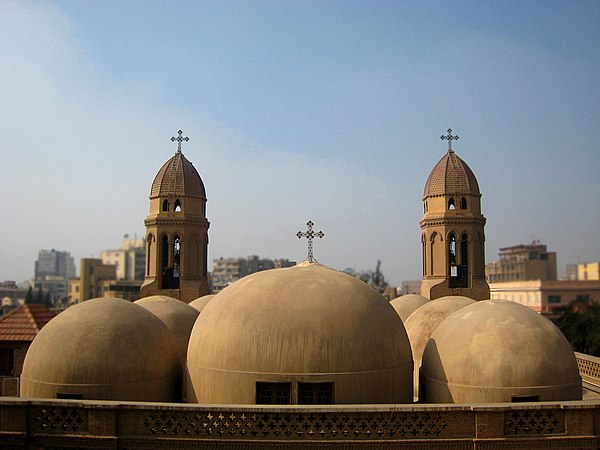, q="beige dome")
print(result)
[20,298,181,402]
[135,295,199,360]
[188,294,215,312]
[390,294,429,322]
[420,300,581,403]
[424,149,480,198]
[403,296,475,396]
[187,262,413,404]
[150,149,206,199]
